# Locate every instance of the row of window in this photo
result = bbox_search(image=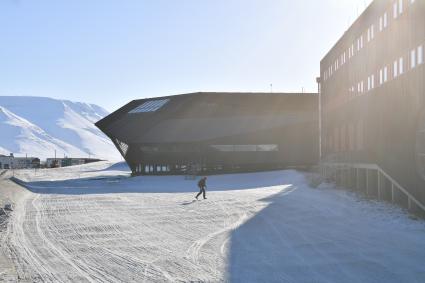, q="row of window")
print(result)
[210,144,278,152]
[347,44,424,97]
[134,164,171,174]
[323,0,416,82]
